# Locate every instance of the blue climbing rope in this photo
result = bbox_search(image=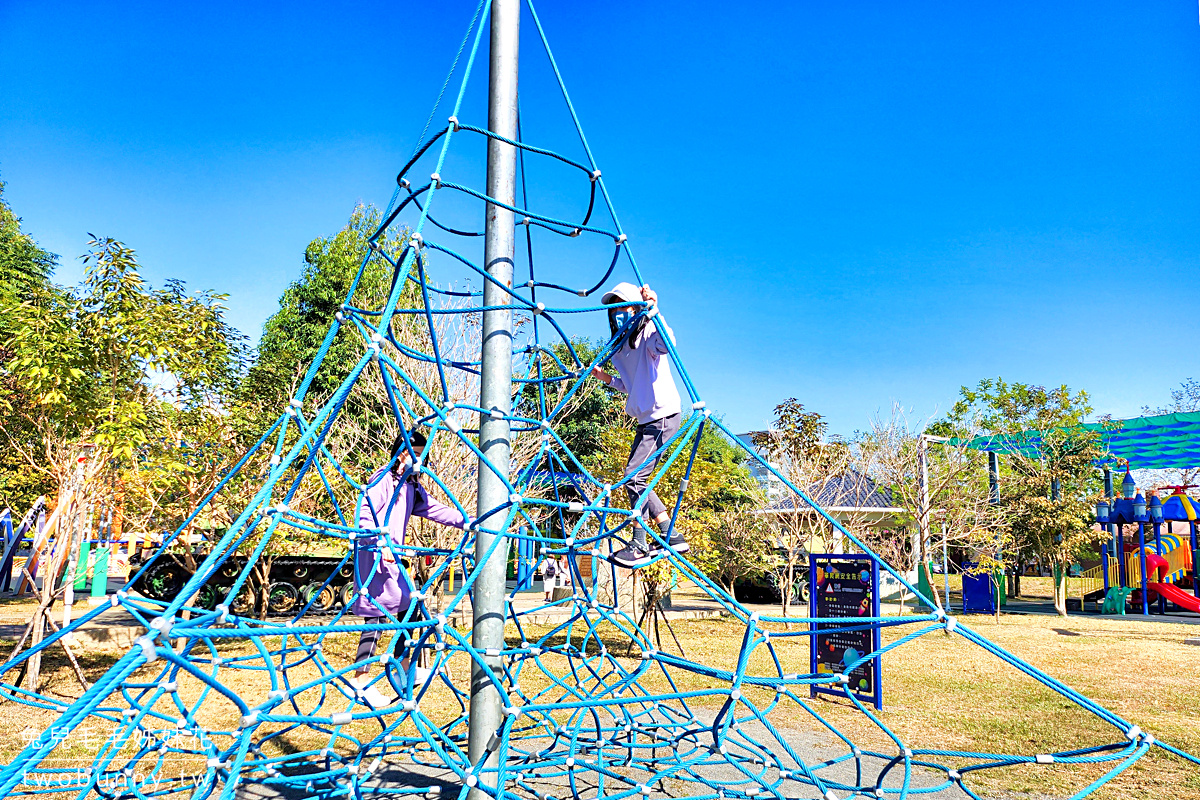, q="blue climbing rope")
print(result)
[1,3,1193,800]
